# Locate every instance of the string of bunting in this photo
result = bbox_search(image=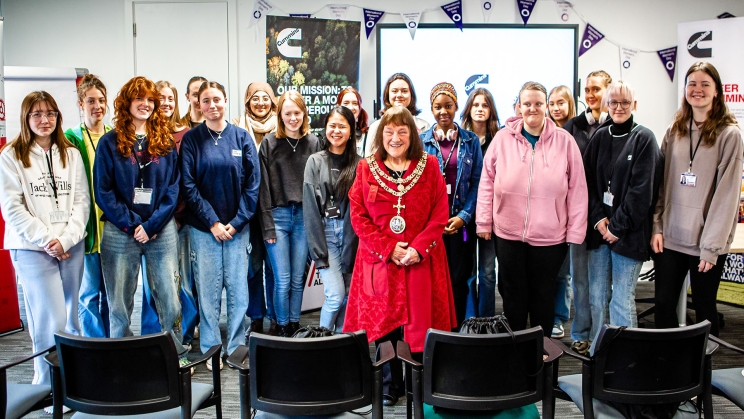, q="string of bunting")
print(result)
[247,0,678,81]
